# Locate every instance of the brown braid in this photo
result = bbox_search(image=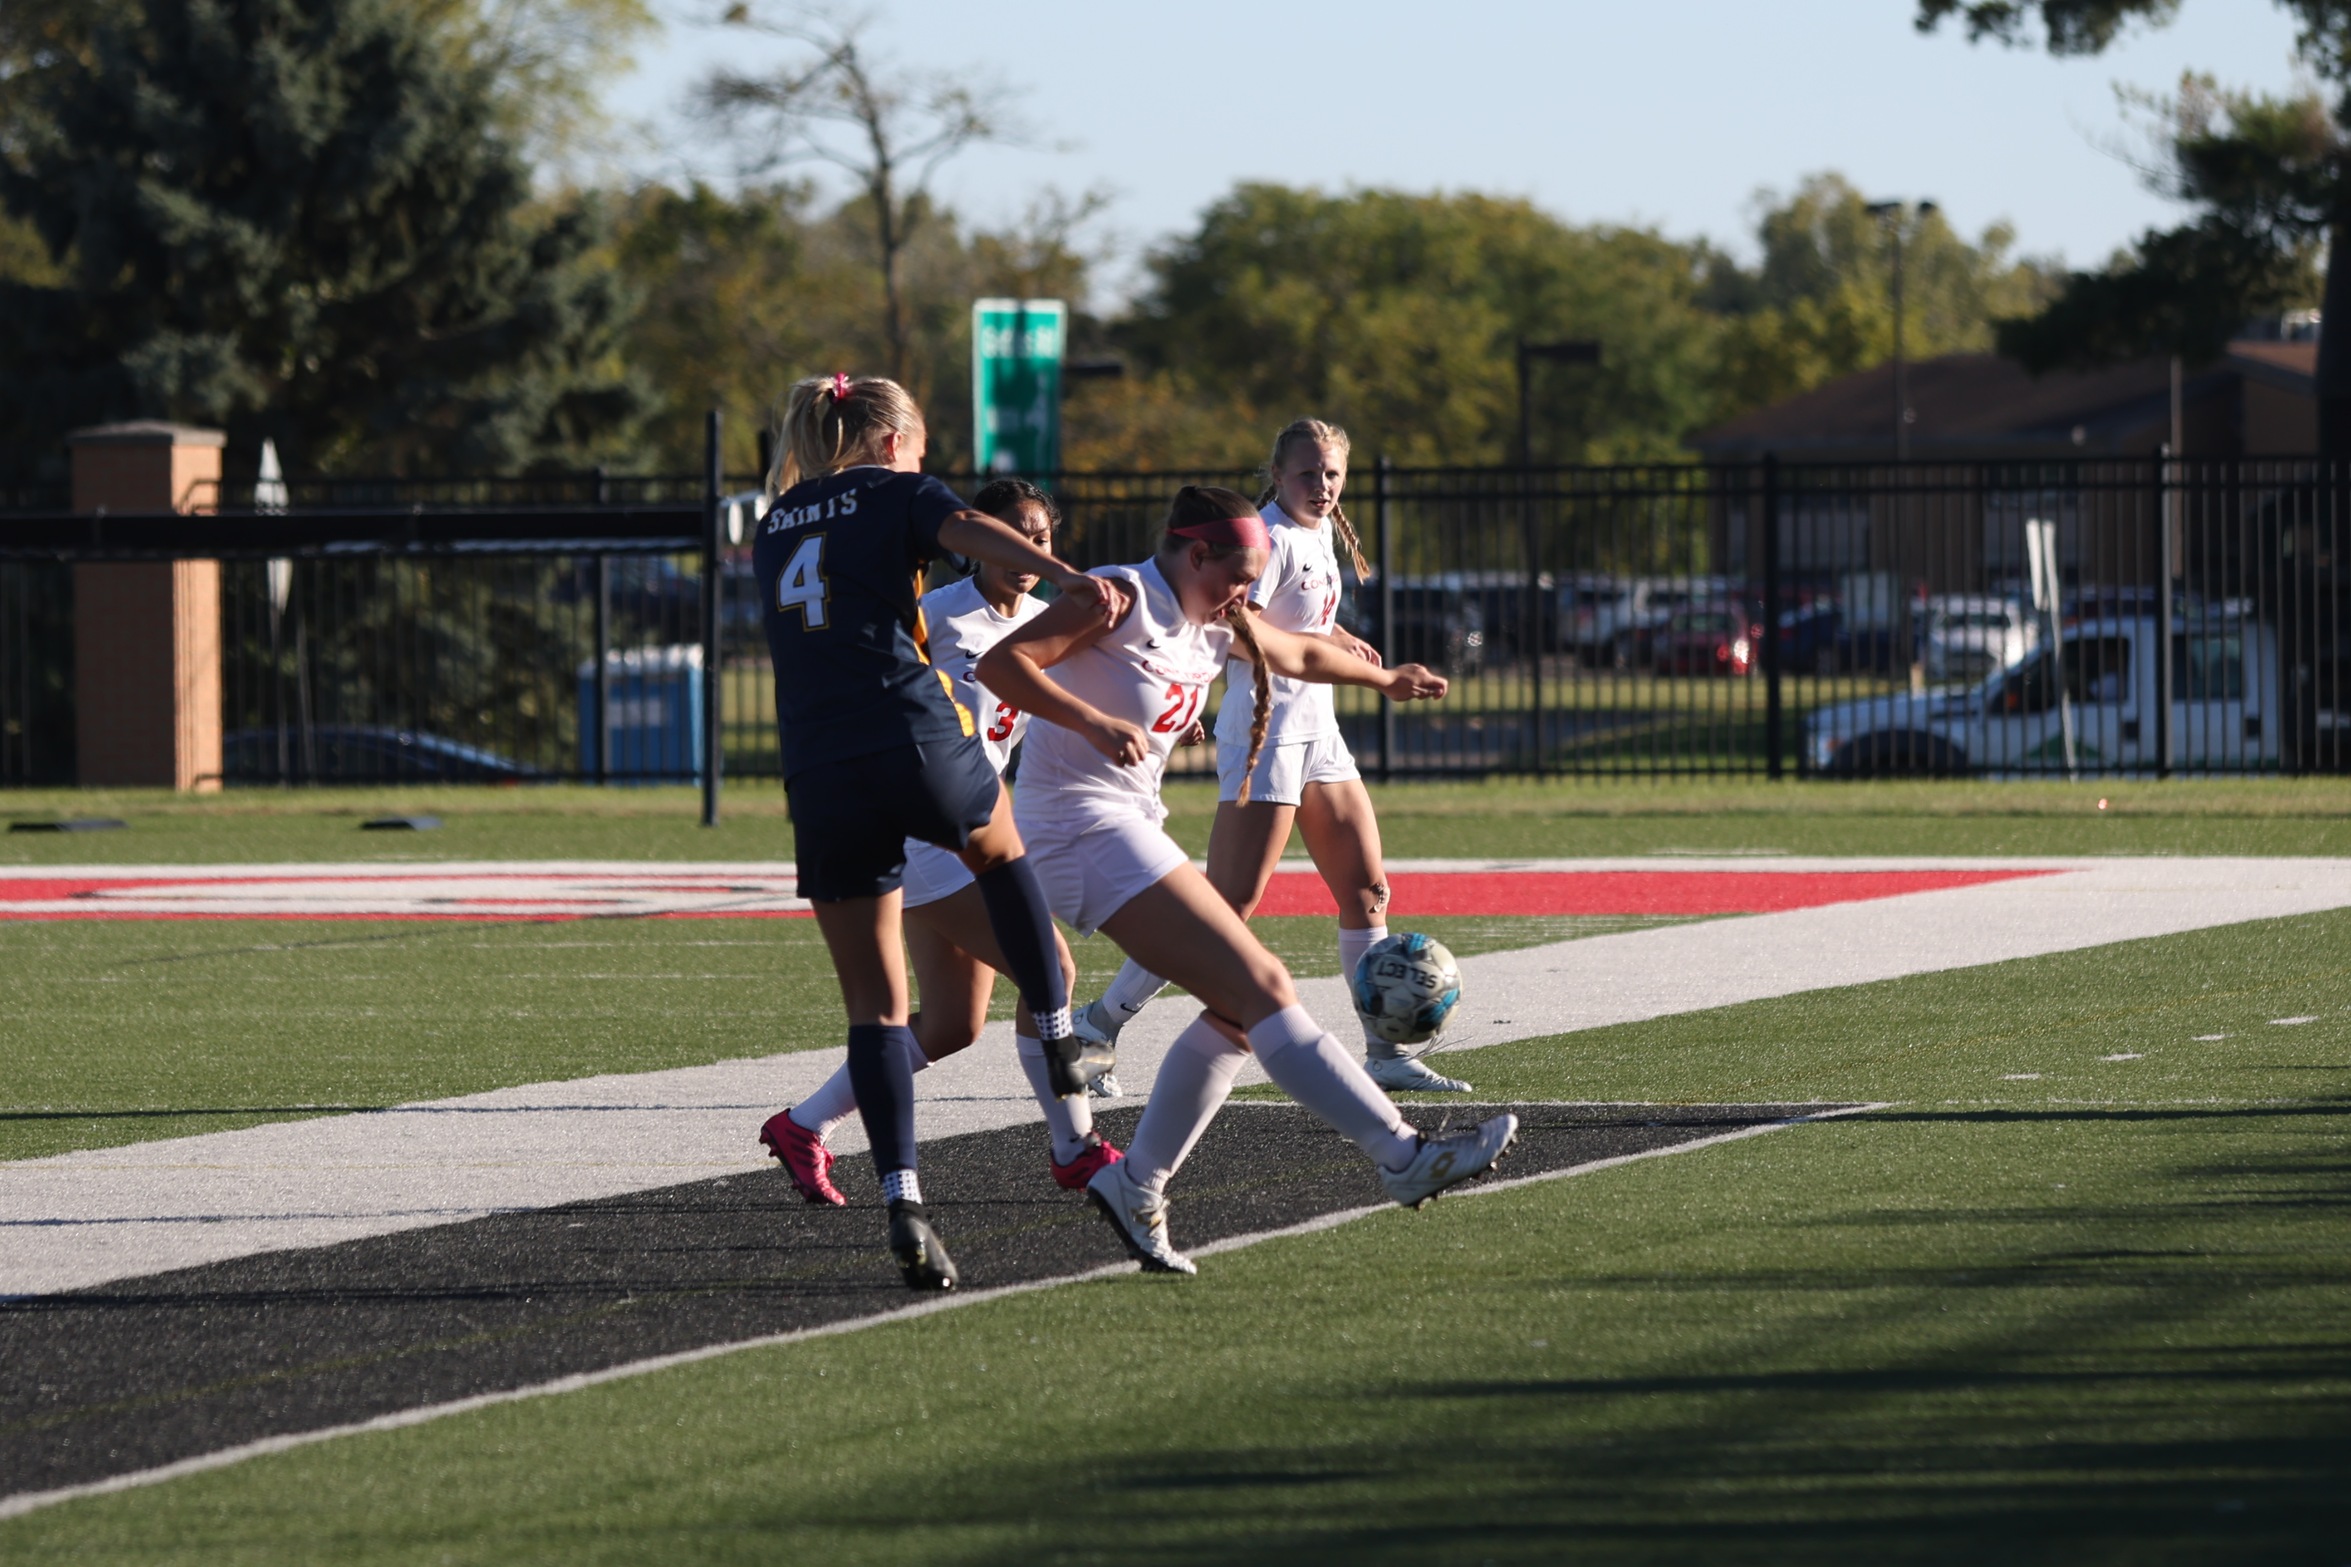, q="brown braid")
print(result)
[1259,419,1370,580]
[1220,603,1274,805]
